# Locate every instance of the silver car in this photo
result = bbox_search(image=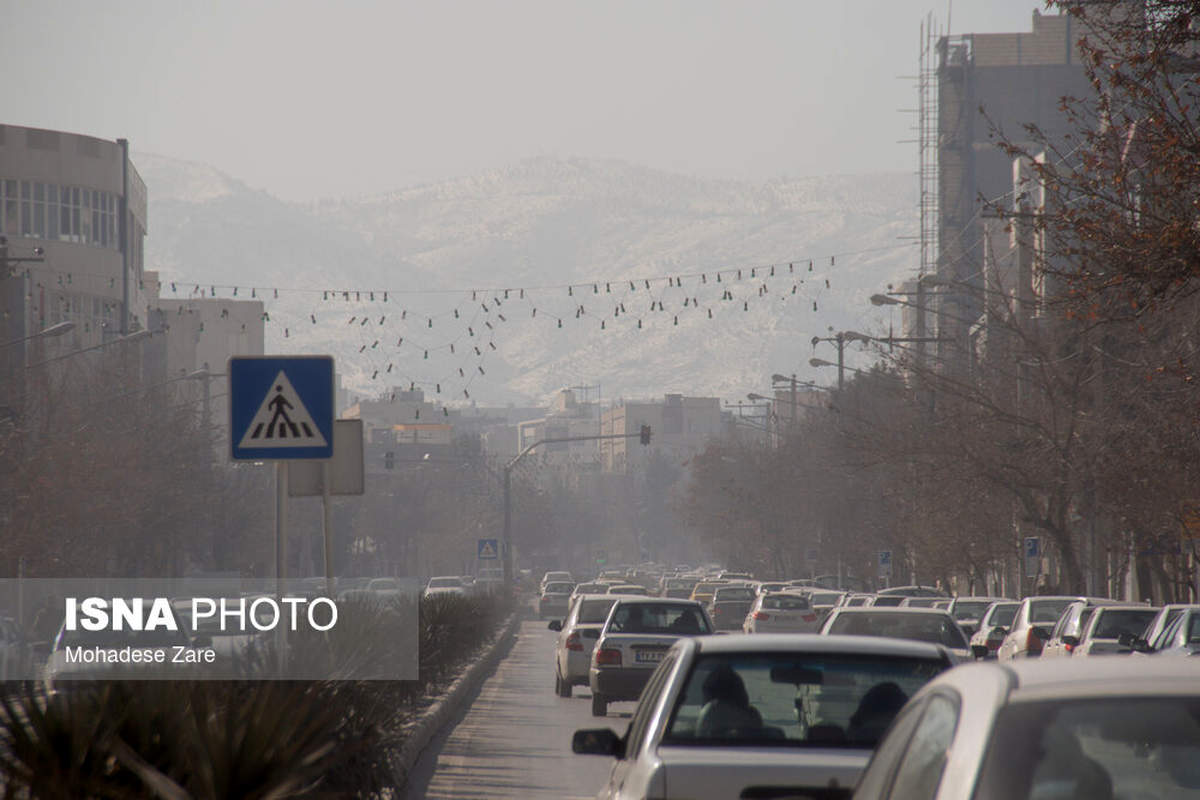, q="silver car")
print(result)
[573,634,954,800]
[852,657,1200,799]
[548,593,618,697]
[819,607,971,662]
